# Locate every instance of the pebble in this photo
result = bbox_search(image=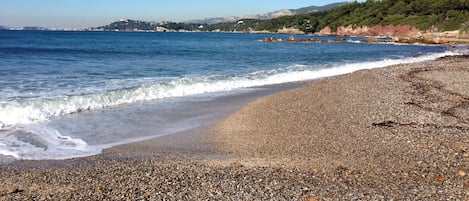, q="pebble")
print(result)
[8,187,20,194]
